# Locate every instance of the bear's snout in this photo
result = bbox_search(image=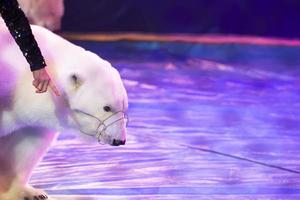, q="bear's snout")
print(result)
[112,139,126,146]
